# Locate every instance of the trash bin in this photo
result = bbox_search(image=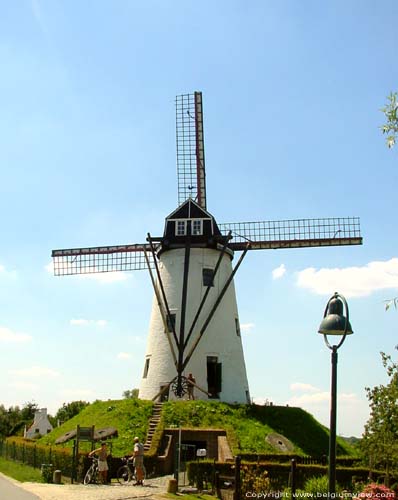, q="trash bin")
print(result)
[53,469,62,484]
[41,464,54,483]
[167,478,178,493]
